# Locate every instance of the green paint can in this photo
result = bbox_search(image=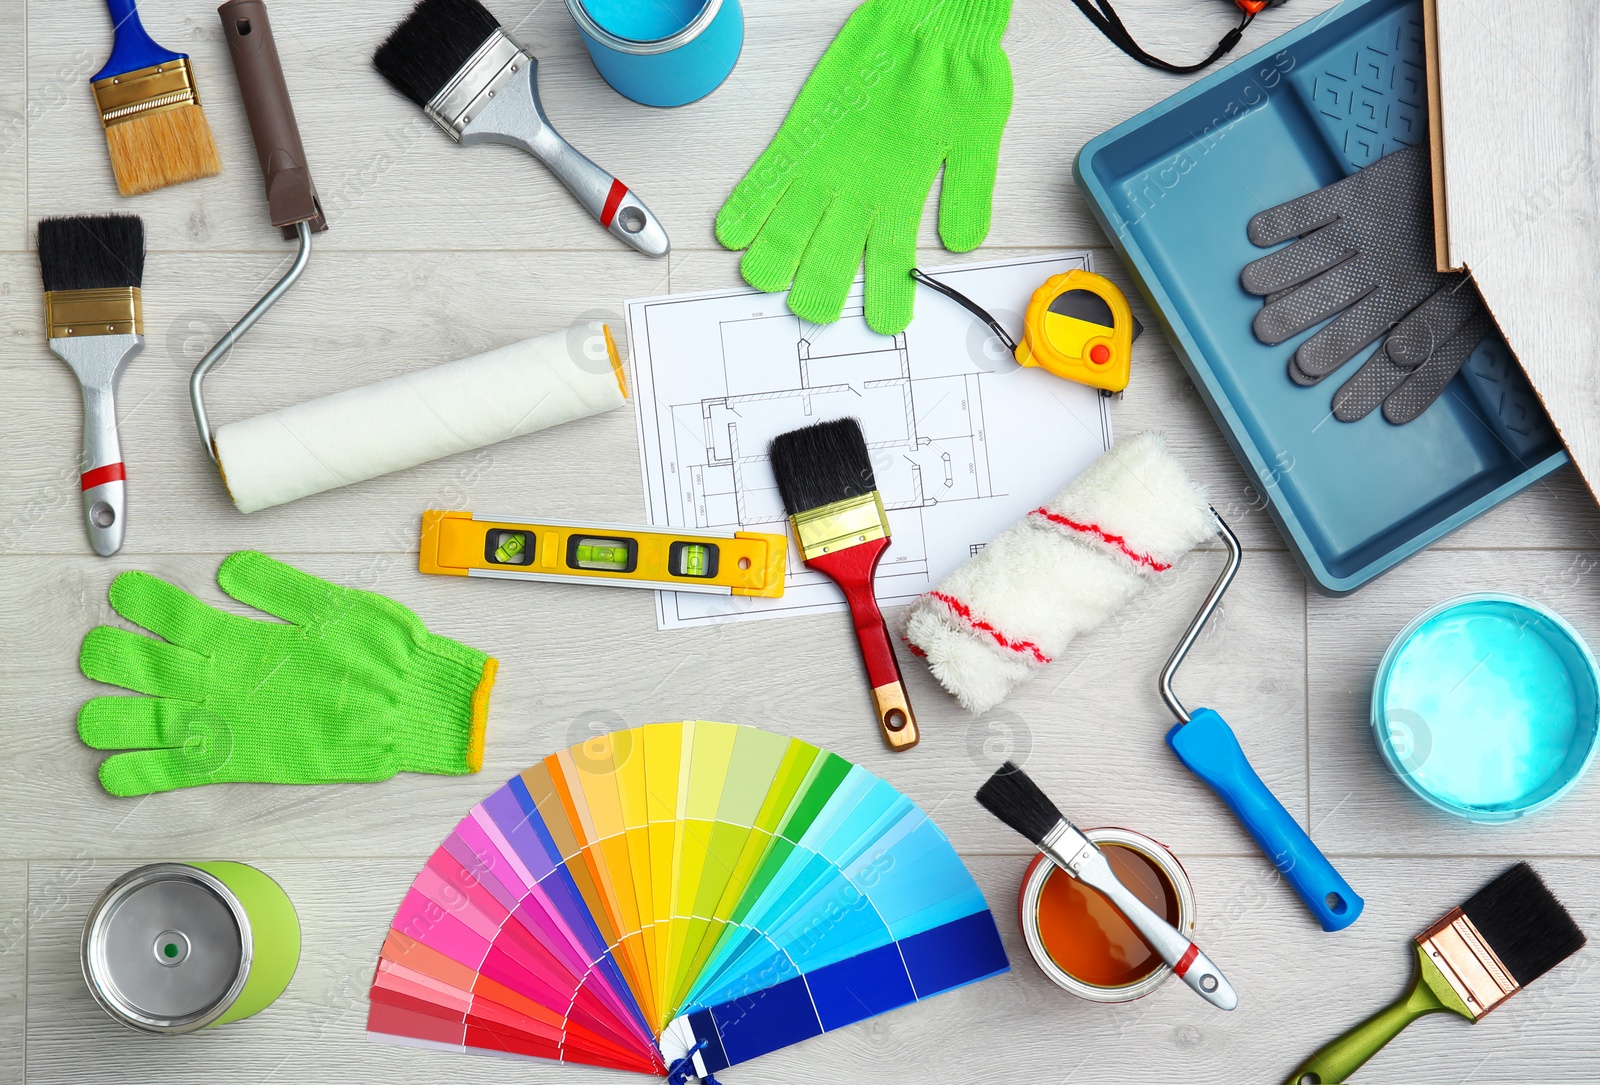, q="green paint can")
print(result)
[81,862,300,1034]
